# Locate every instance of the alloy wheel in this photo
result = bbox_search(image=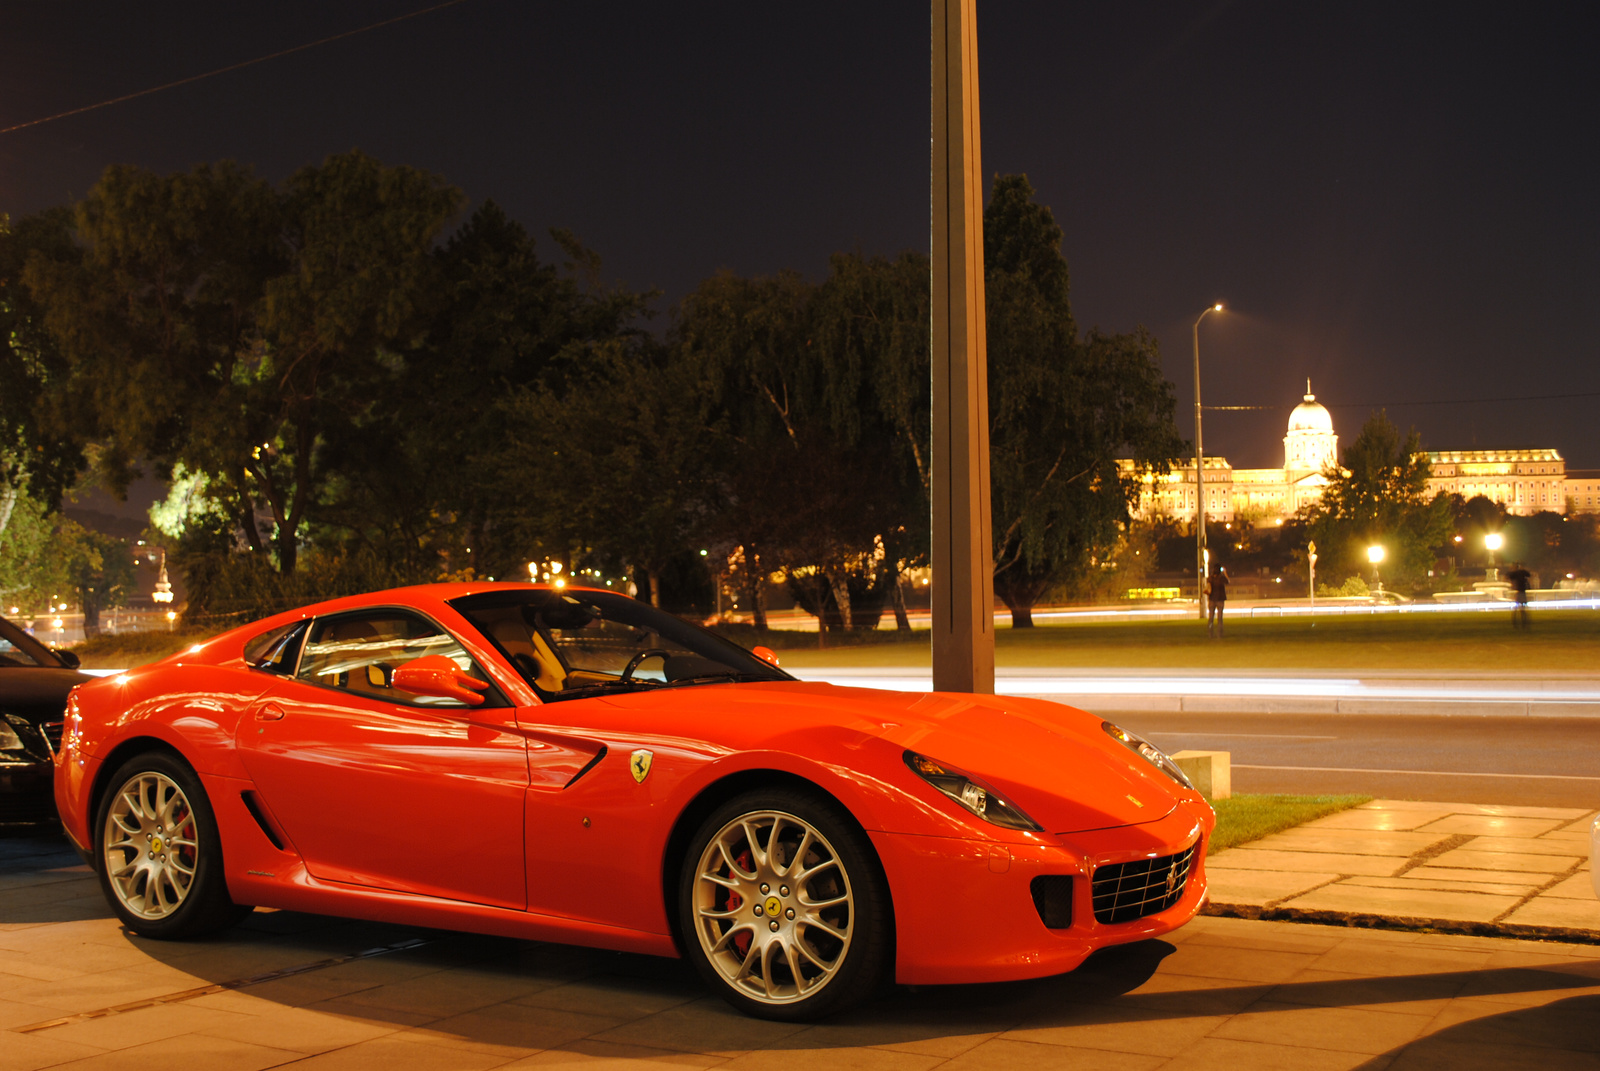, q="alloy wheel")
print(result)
[690,809,855,1005]
[102,771,199,919]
